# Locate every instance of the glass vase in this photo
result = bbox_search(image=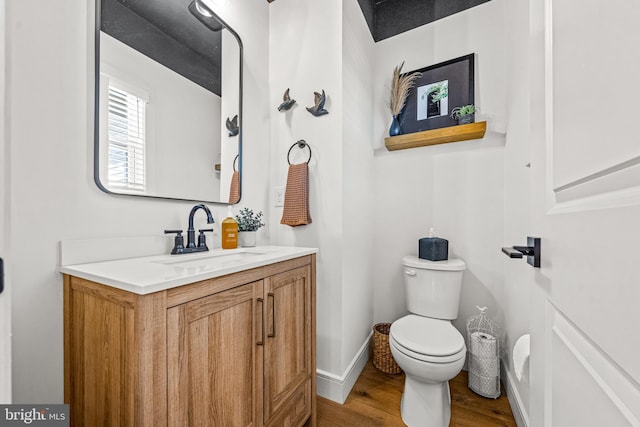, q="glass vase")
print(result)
[389,115,401,136]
